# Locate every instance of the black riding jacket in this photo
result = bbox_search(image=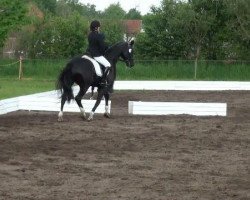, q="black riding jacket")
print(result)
[87,31,108,57]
